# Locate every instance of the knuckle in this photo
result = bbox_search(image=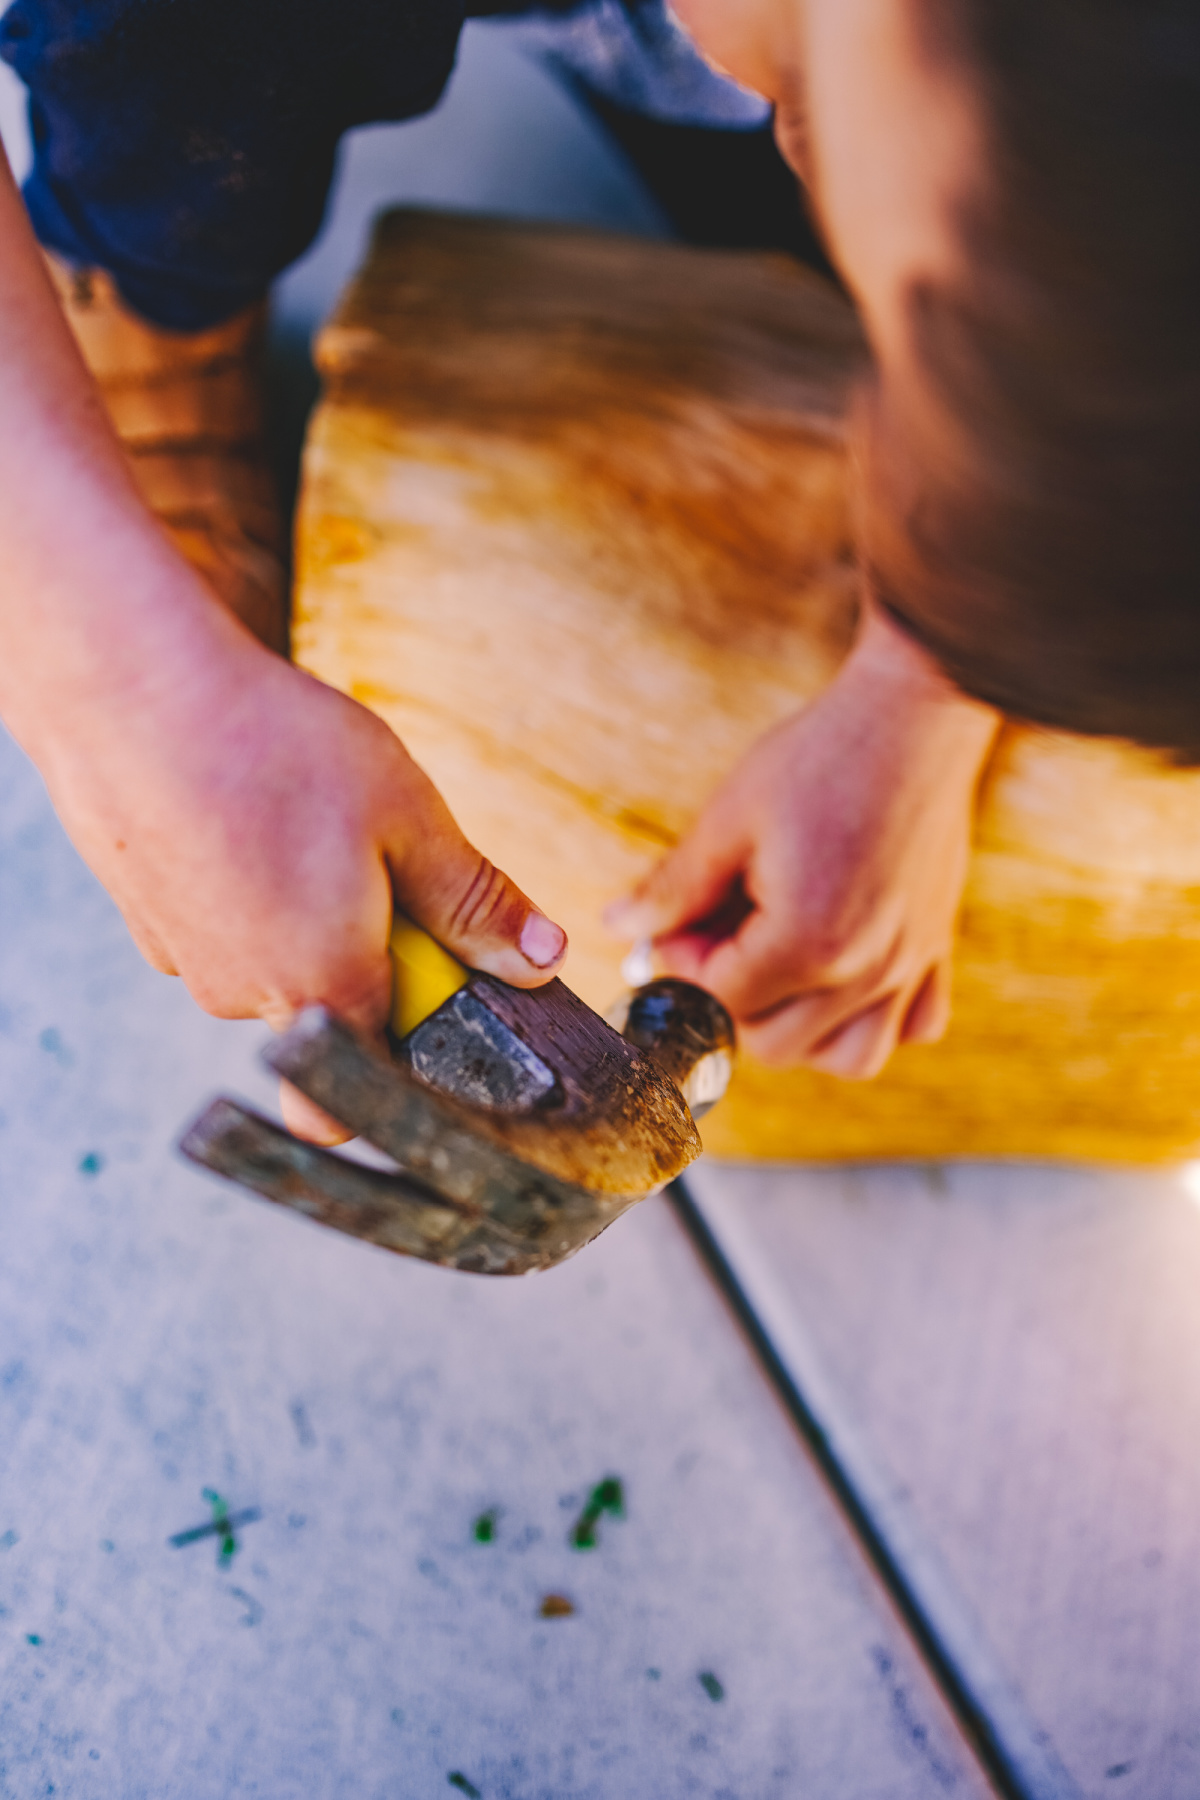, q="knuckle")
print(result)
[804,921,908,991]
[746,1032,802,1071]
[788,920,870,984]
[808,1042,871,1080]
[187,979,245,1021]
[284,951,390,1024]
[449,857,525,942]
[741,1010,812,1069]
